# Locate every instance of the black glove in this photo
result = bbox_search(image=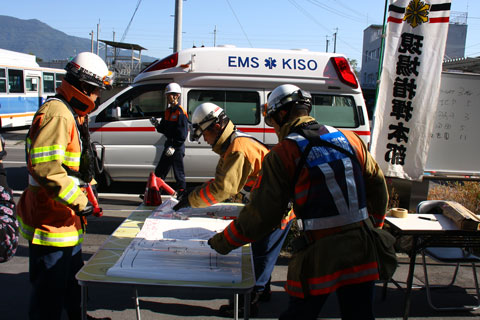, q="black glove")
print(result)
[173,196,190,211]
[207,235,233,255]
[76,201,94,217]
